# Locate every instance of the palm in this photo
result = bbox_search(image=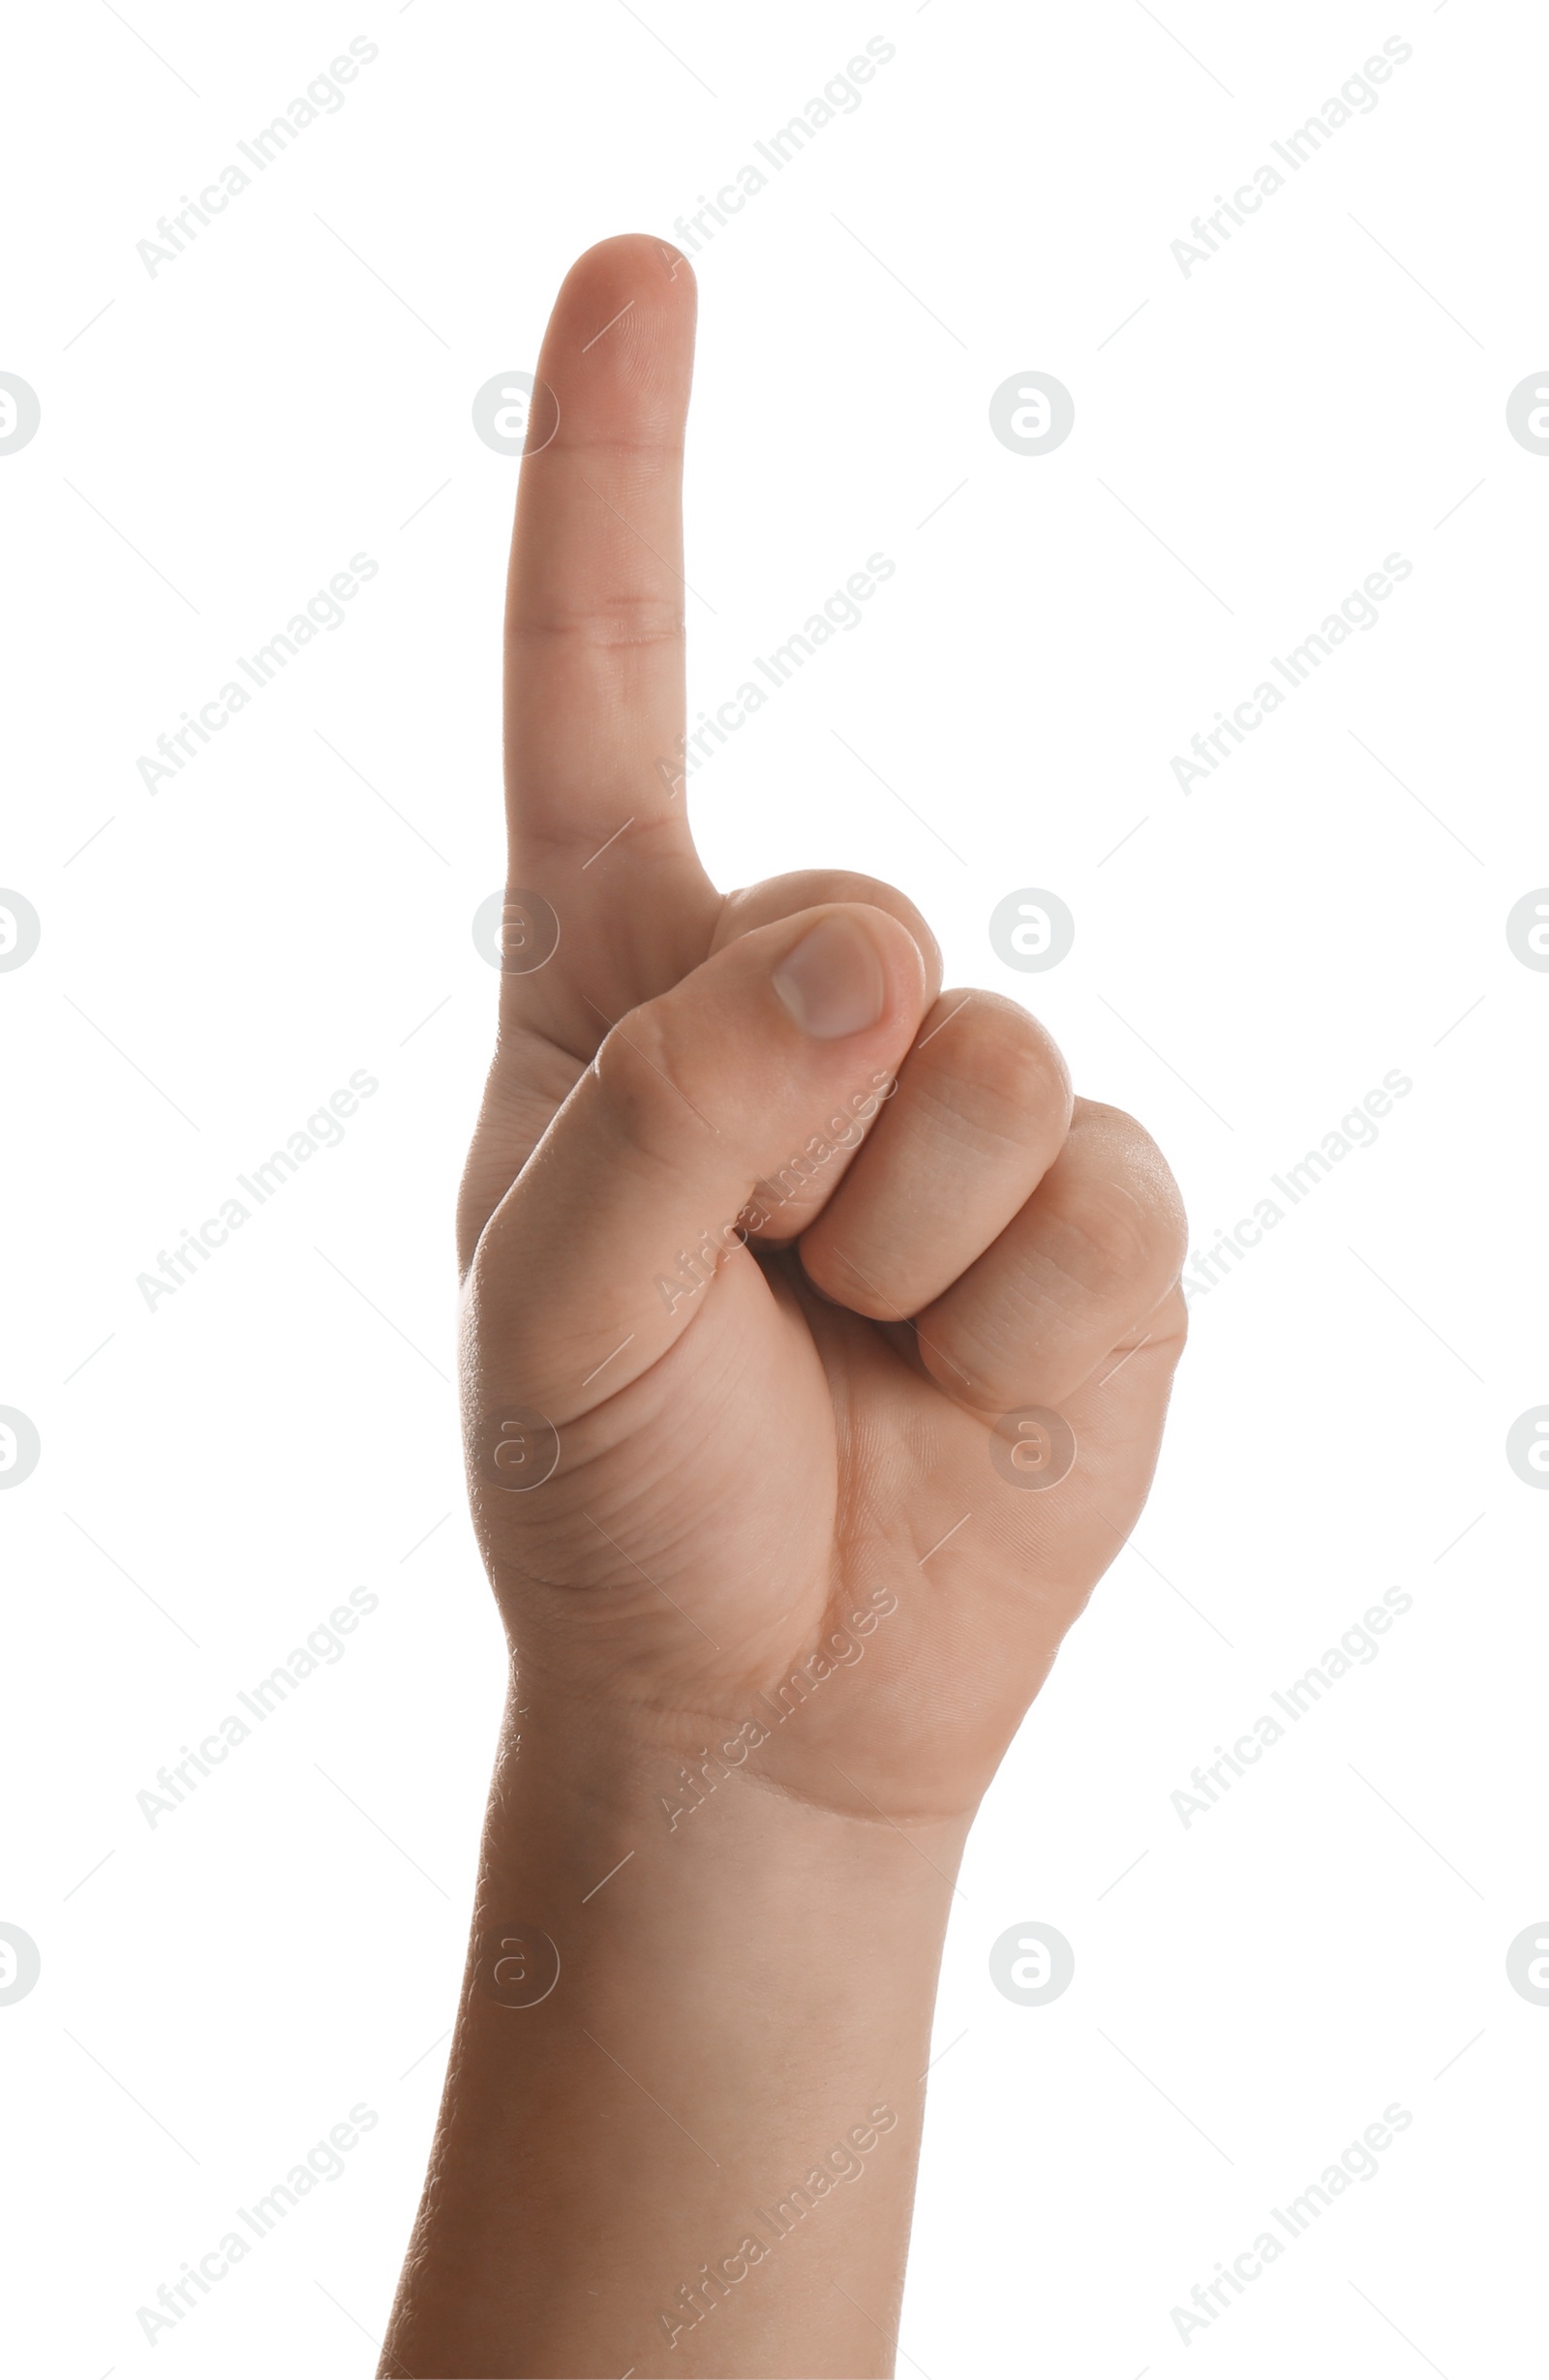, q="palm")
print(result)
[458,238,1185,1829]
